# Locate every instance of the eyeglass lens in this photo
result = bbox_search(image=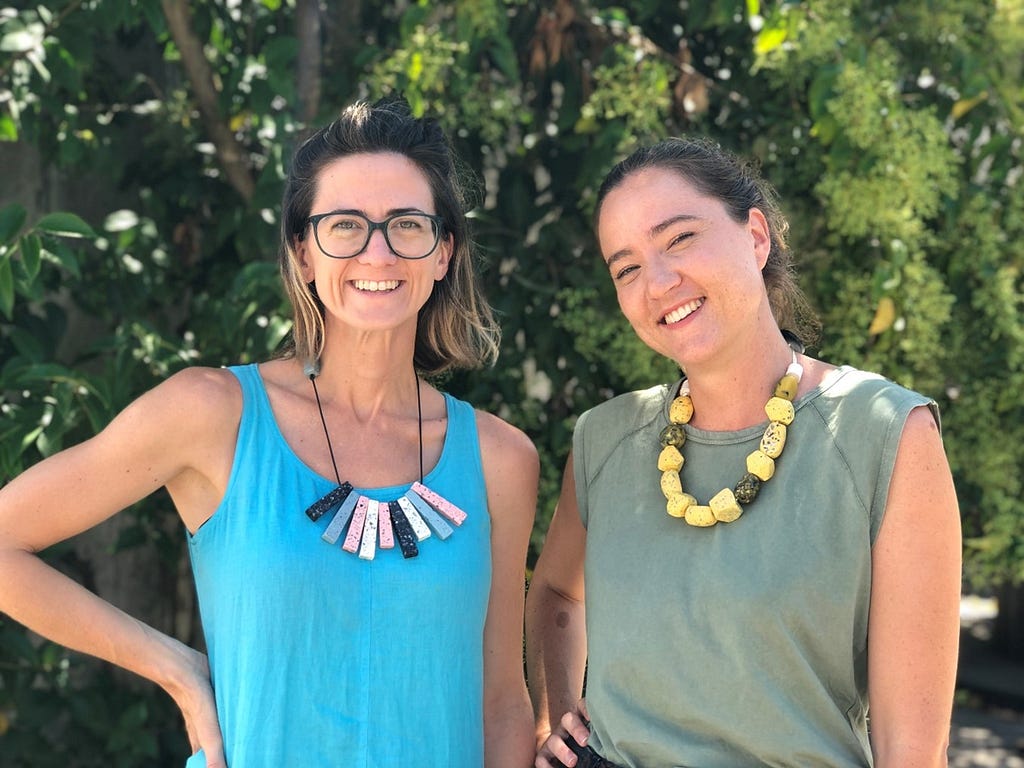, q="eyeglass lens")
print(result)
[314,213,438,259]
